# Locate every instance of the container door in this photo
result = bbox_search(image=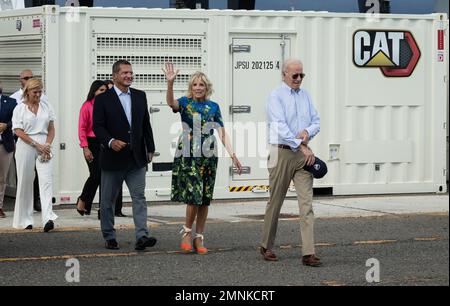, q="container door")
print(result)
[230,36,290,181]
